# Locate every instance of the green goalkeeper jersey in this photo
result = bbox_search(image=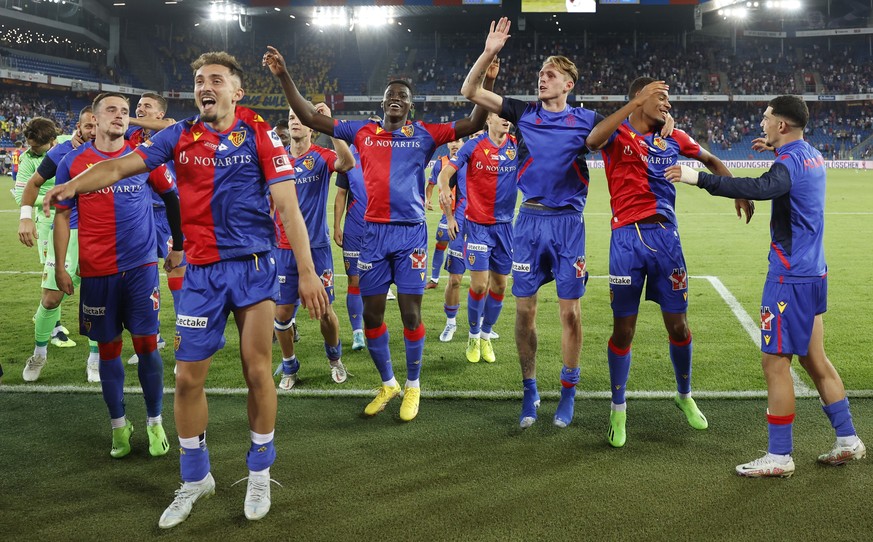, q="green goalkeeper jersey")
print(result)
[12,134,73,207]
